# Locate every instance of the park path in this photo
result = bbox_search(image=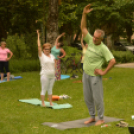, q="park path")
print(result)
[114,63,134,68]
